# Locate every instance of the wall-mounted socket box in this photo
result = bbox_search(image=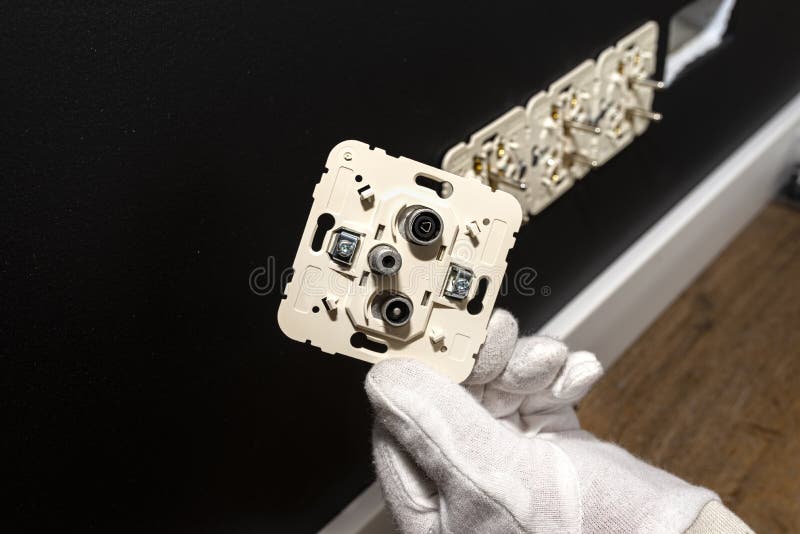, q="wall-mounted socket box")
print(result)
[526,60,599,215]
[443,21,662,221]
[441,108,534,220]
[595,21,661,164]
[278,140,523,382]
